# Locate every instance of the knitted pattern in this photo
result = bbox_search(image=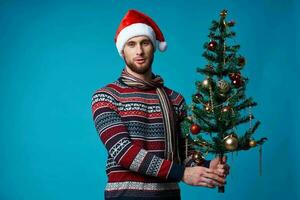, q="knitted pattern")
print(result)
[91,78,187,199]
